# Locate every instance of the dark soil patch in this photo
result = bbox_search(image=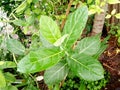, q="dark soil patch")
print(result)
[100,36,120,90]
